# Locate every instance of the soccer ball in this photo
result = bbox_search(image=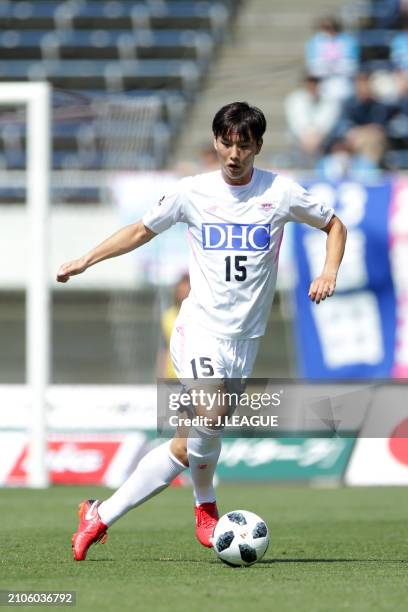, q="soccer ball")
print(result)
[212,510,269,567]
